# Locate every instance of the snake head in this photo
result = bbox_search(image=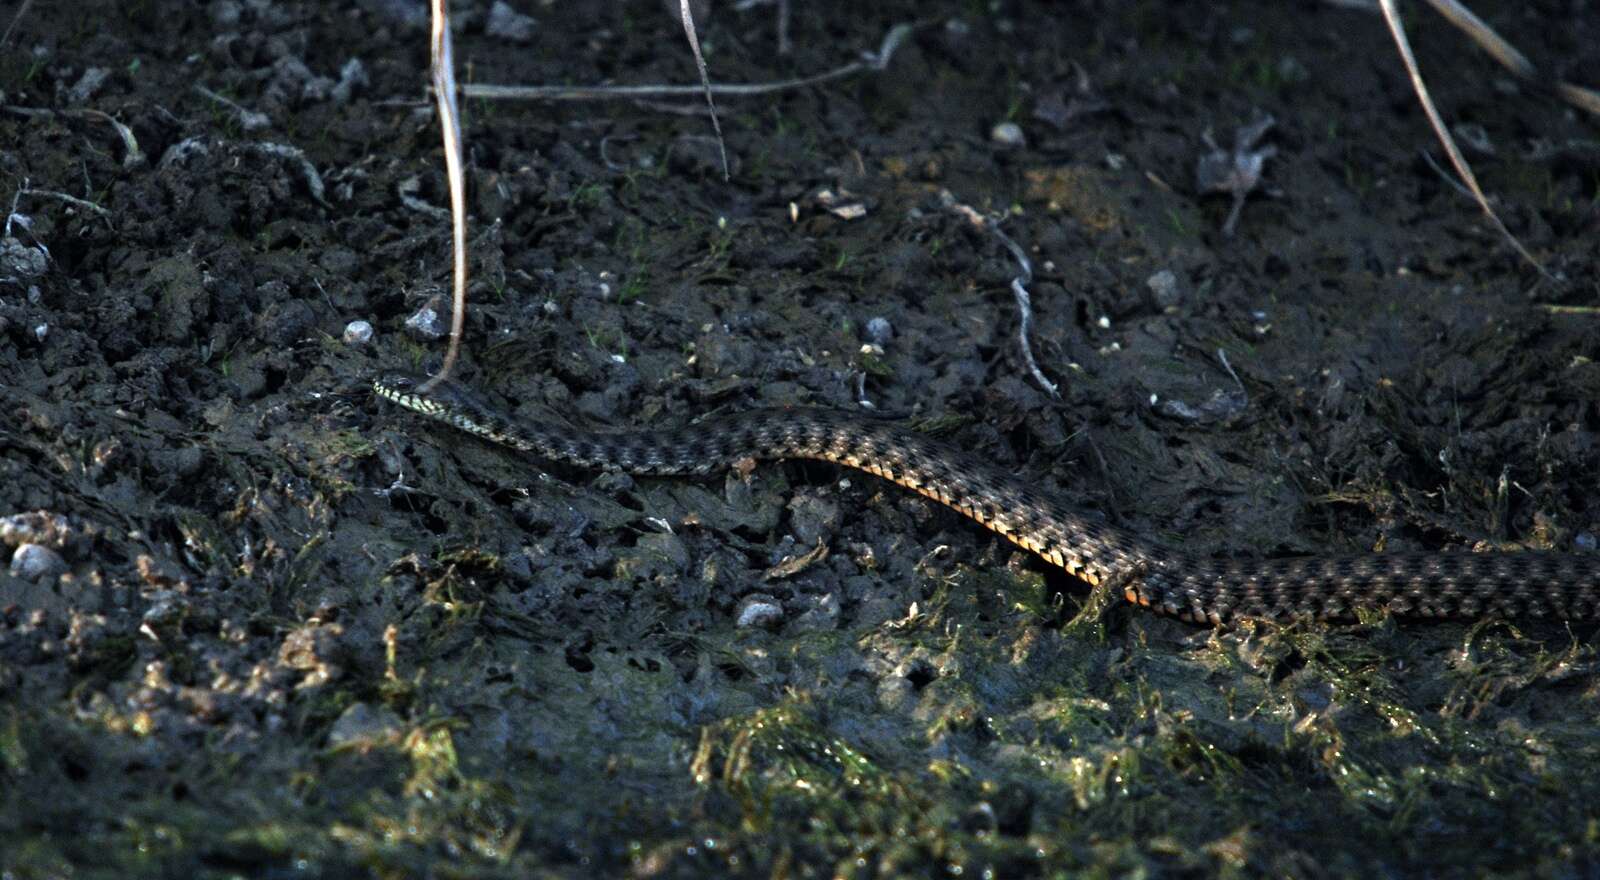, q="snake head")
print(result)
[371,371,451,418]
[371,371,504,432]
[373,370,427,392]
